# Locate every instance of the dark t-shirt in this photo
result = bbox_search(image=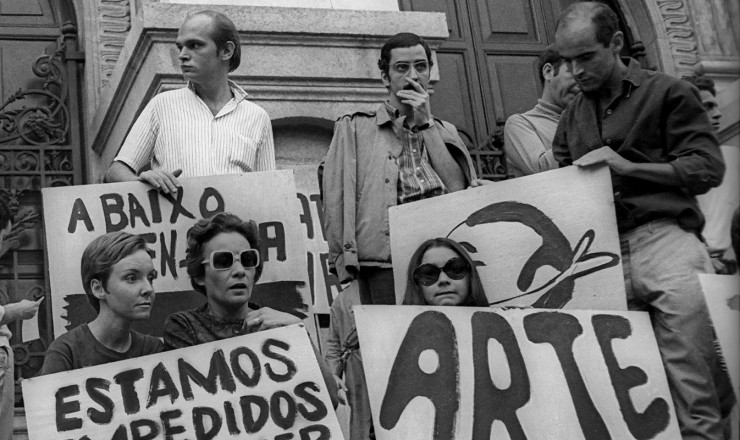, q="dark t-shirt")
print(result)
[39,323,164,375]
